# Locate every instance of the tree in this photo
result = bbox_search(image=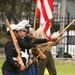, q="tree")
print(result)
[60,0,67,31]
